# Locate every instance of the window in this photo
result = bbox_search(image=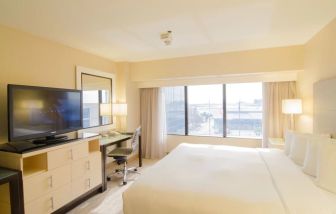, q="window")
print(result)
[83,108,91,128]
[226,83,262,138]
[101,89,111,125]
[83,90,100,127]
[164,87,185,135]
[163,82,263,139]
[188,85,223,137]
[81,72,113,128]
